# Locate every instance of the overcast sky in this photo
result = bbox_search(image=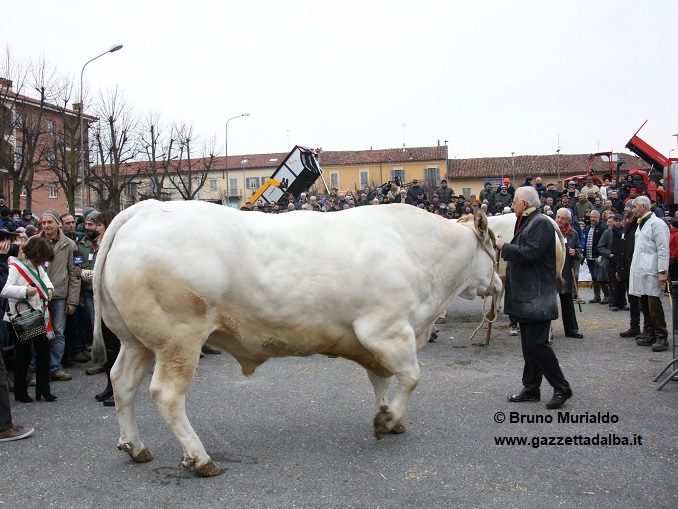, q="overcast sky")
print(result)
[5,0,678,160]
